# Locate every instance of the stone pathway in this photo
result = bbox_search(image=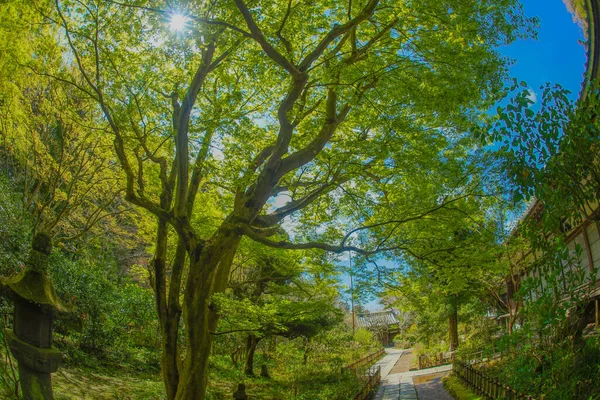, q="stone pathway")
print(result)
[373,348,404,379]
[374,349,454,400]
[399,375,418,400]
[373,348,403,400]
[414,374,453,400]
